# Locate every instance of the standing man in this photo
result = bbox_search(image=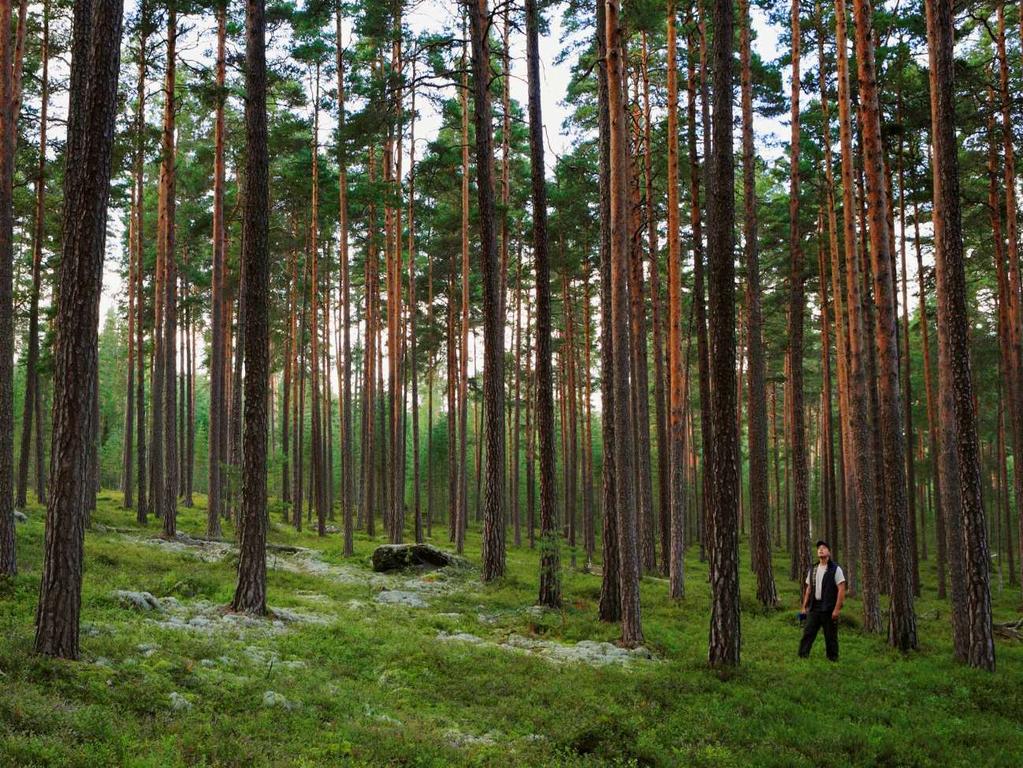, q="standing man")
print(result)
[799,540,846,661]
